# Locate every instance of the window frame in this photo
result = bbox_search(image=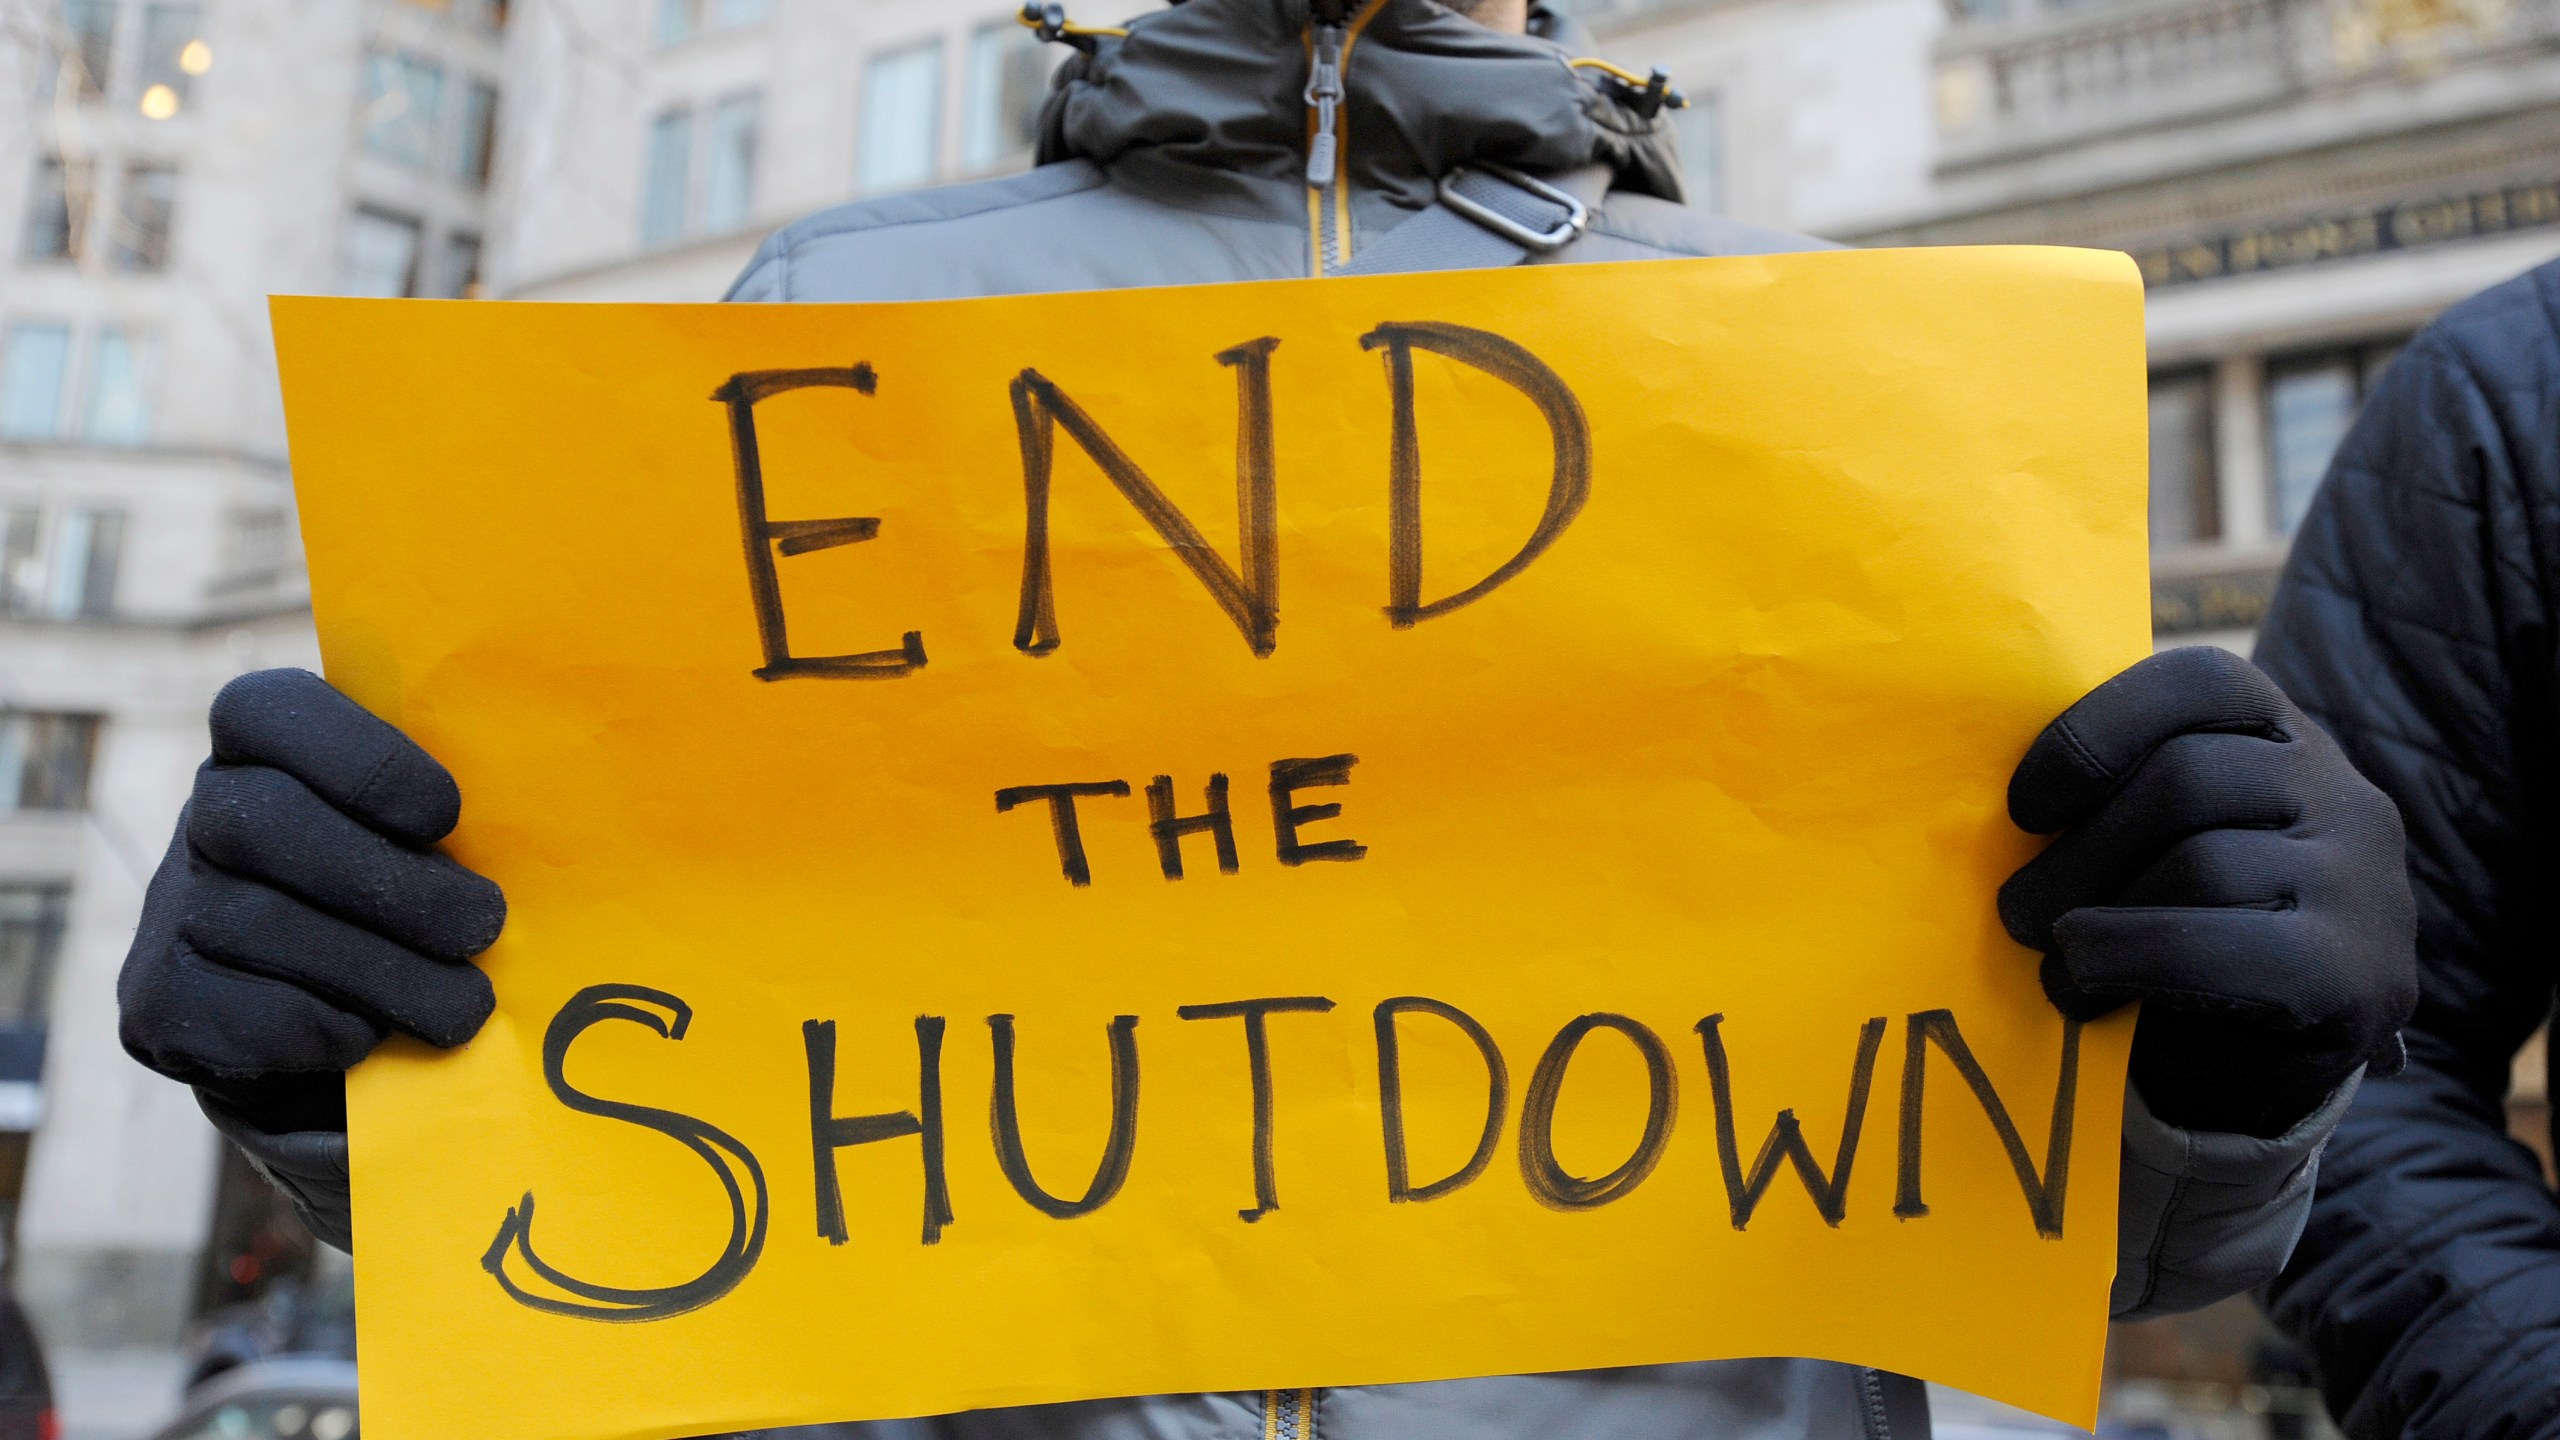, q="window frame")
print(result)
[2145,366,2220,552]
[857,36,949,197]
[701,90,762,235]
[0,883,73,1029]
[640,105,696,248]
[110,160,177,272]
[0,325,76,443]
[2262,337,2404,540]
[341,205,427,298]
[81,329,157,445]
[21,157,88,263]
[360,48,451,172]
